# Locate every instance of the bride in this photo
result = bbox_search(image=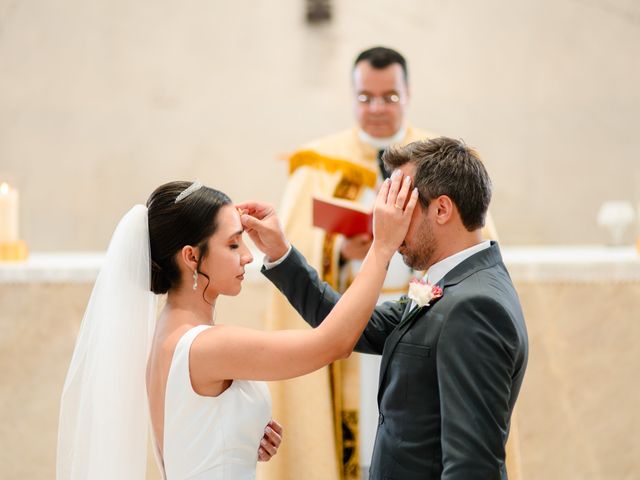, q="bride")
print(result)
[57,173,417,479]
